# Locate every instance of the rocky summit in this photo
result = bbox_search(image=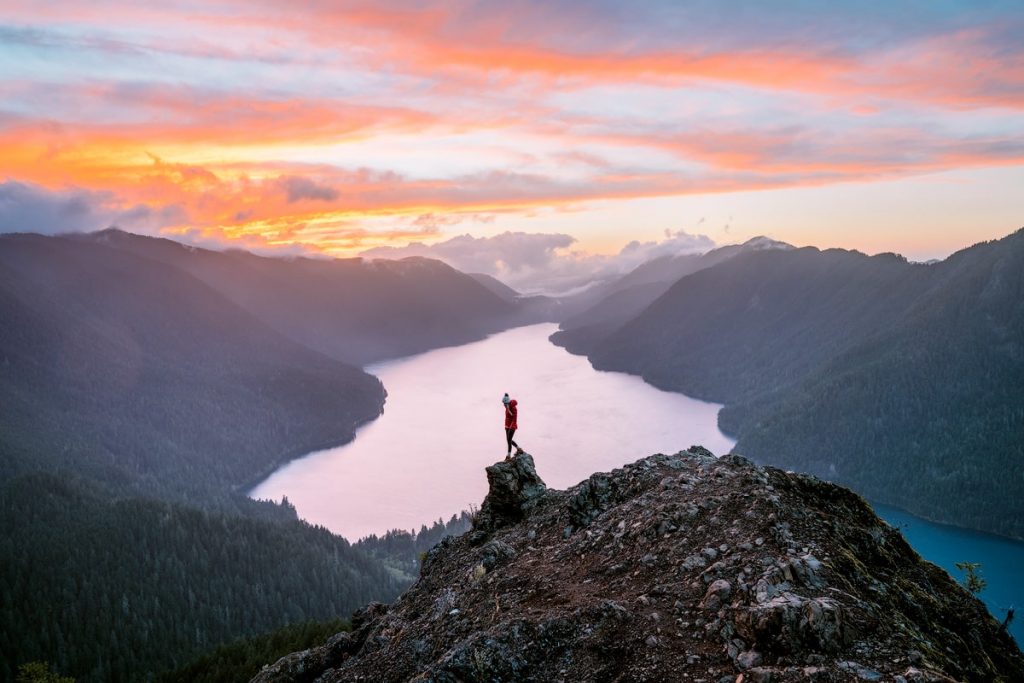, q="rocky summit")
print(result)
[253,449,1024,682]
